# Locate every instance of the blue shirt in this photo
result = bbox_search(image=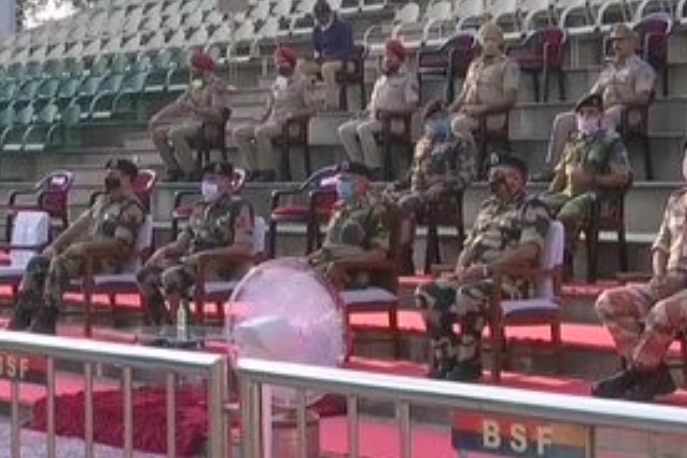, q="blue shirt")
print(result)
[313,15,354,61]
